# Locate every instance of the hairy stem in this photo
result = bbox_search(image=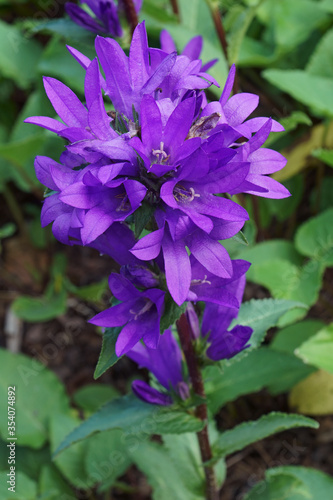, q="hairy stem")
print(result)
[122,0,139,35]
[176,313,218,500]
